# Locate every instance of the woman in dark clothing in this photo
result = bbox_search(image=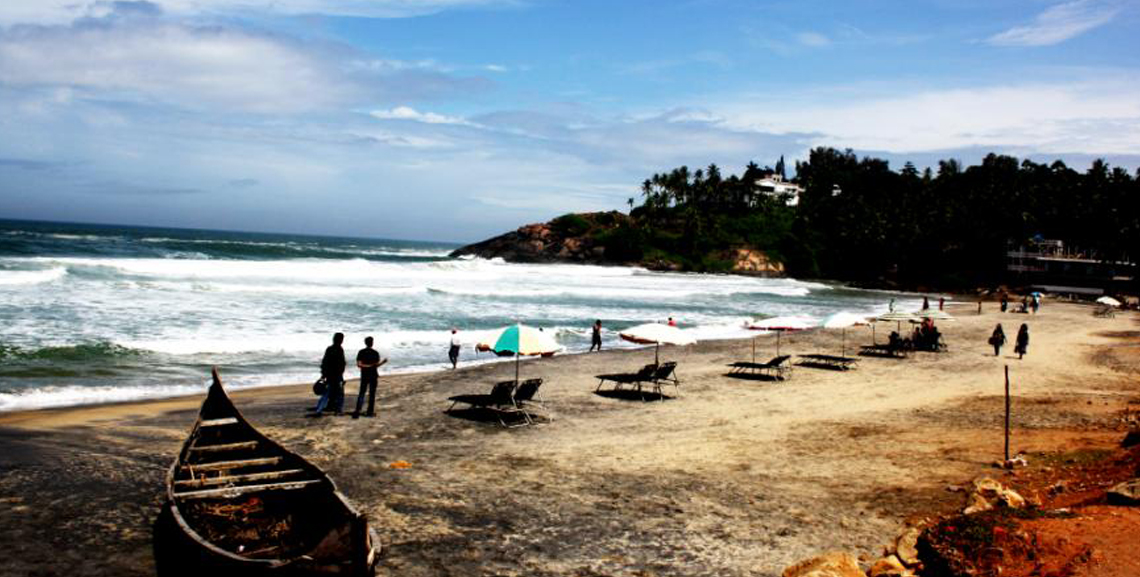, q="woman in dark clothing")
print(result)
[1015,324,1029,359]
[989,324,1005,356]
